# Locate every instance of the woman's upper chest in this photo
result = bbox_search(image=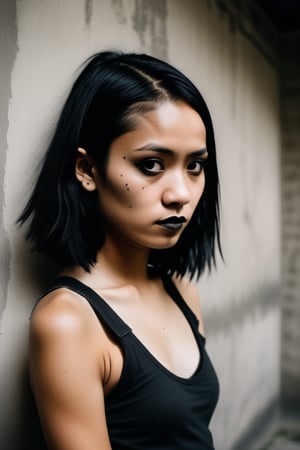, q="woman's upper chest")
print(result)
[97,279,201,381]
